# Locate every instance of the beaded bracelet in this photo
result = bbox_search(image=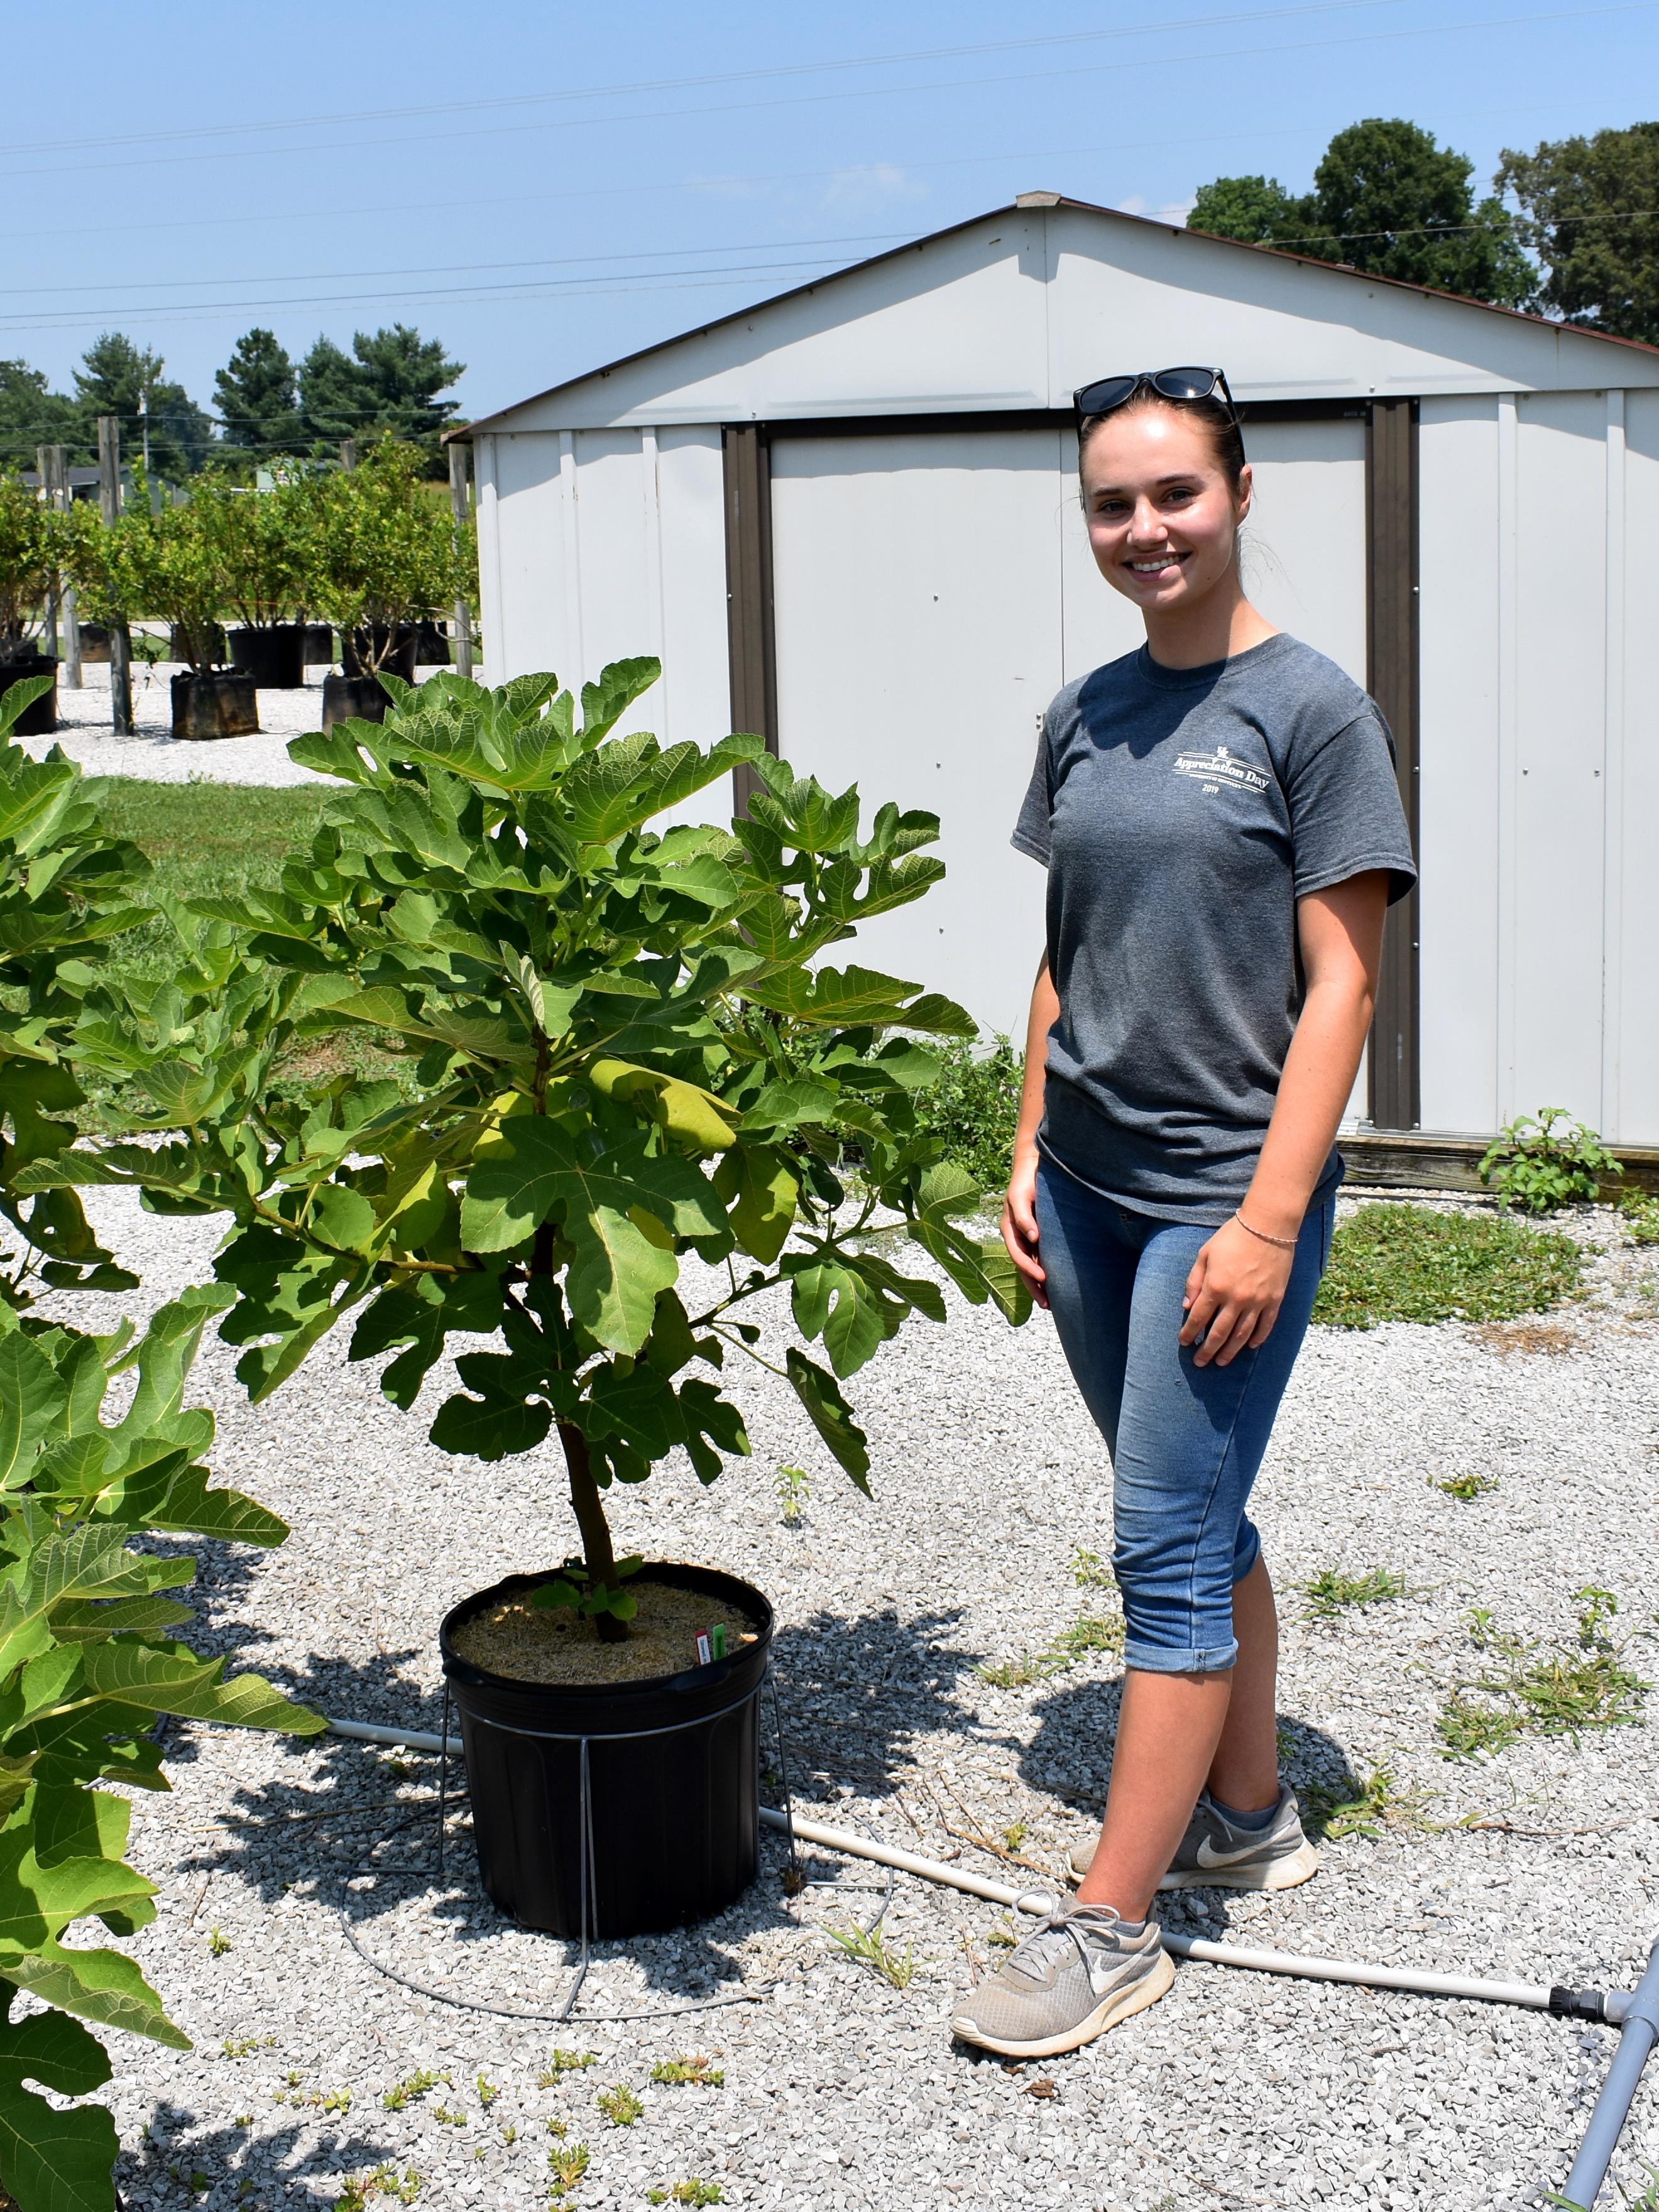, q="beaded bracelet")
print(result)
[1233,1209,1298,1251]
